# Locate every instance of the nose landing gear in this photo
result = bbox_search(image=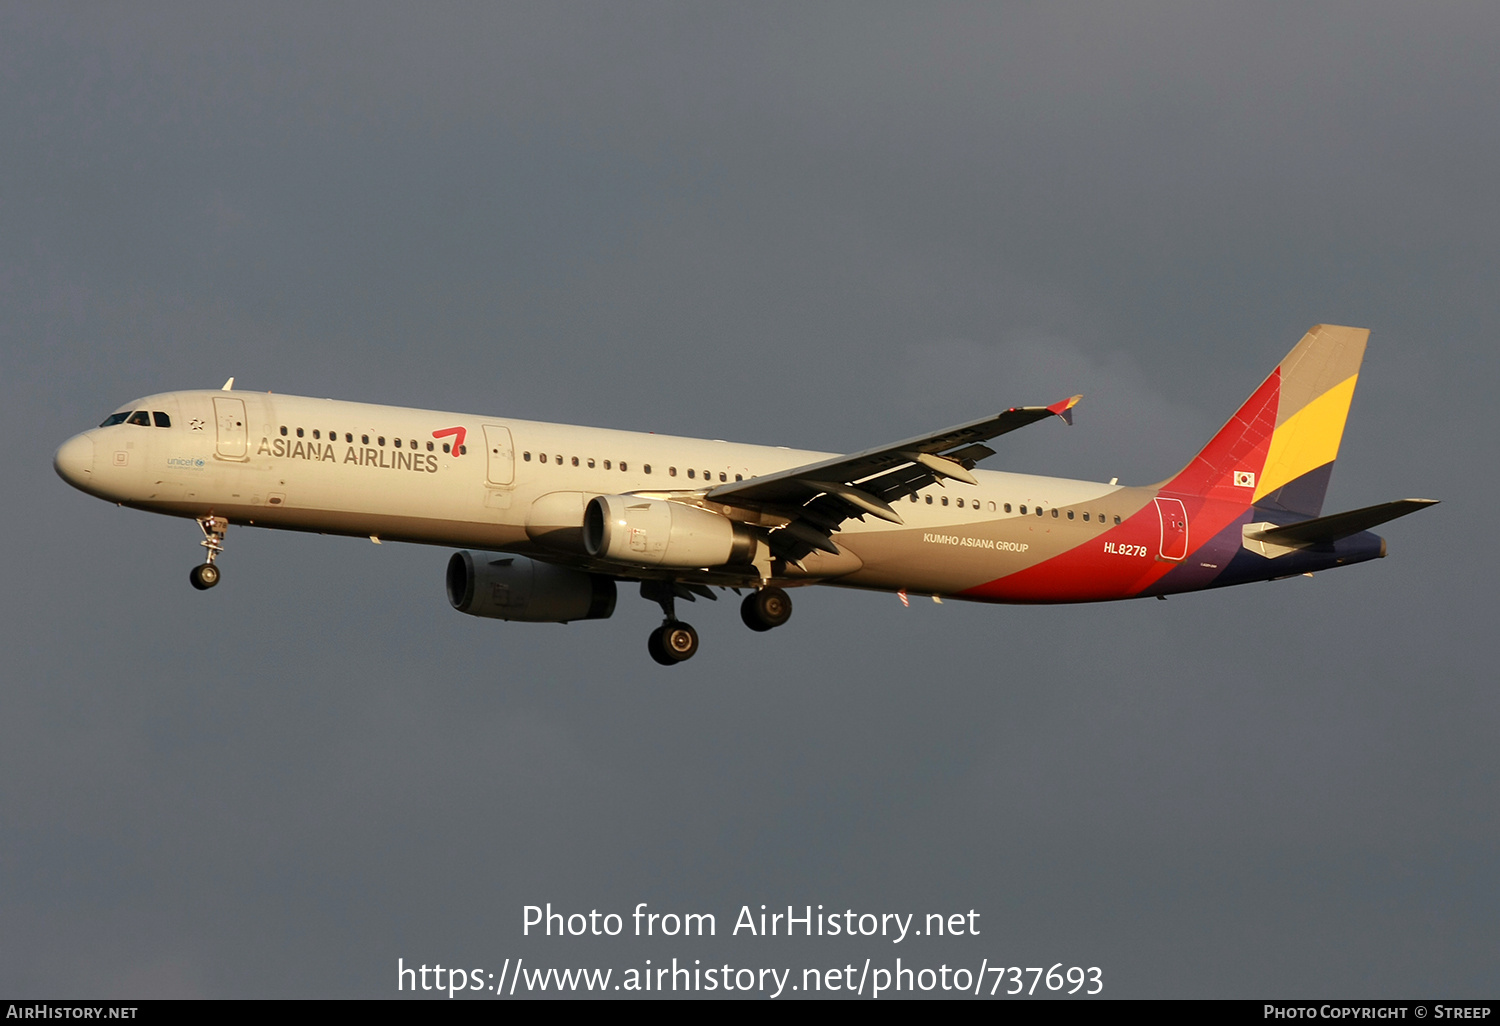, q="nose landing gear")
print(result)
[190,516,228,590]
